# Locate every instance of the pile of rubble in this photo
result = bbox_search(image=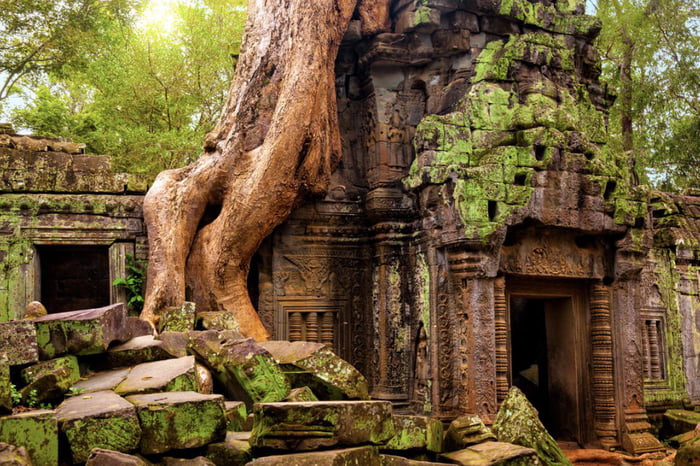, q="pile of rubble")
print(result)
[0,302,690,464]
